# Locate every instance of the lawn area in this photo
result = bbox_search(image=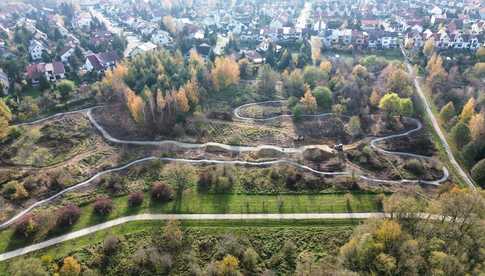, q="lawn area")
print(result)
[0,191,379,254]
[0,219,359,274]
